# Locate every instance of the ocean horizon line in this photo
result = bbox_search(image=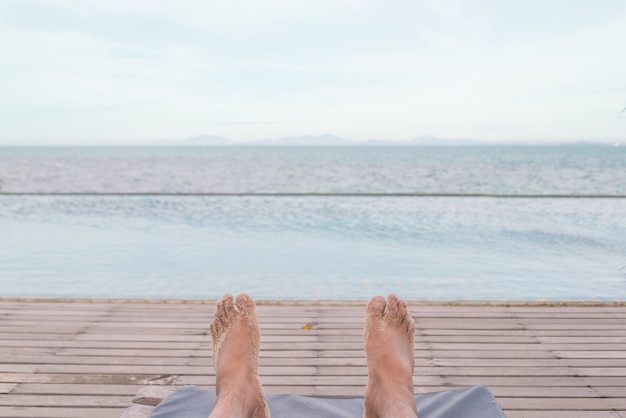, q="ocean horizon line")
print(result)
[0,138,623,148]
